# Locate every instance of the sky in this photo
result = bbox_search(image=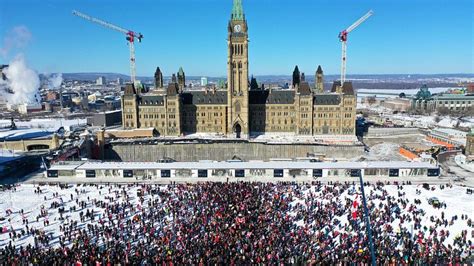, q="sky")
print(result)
[0,0,473,77]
